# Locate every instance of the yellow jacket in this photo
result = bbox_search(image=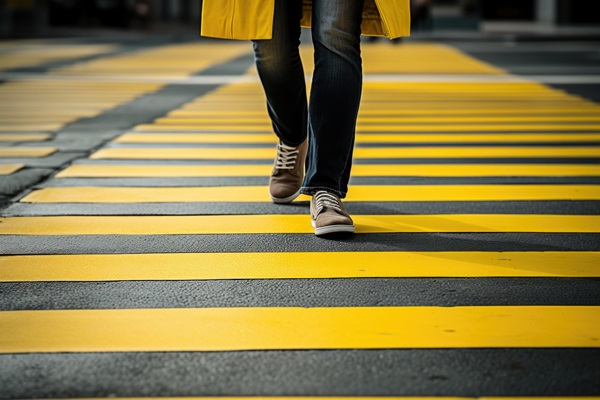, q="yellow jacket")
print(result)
[201,0,410,40]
